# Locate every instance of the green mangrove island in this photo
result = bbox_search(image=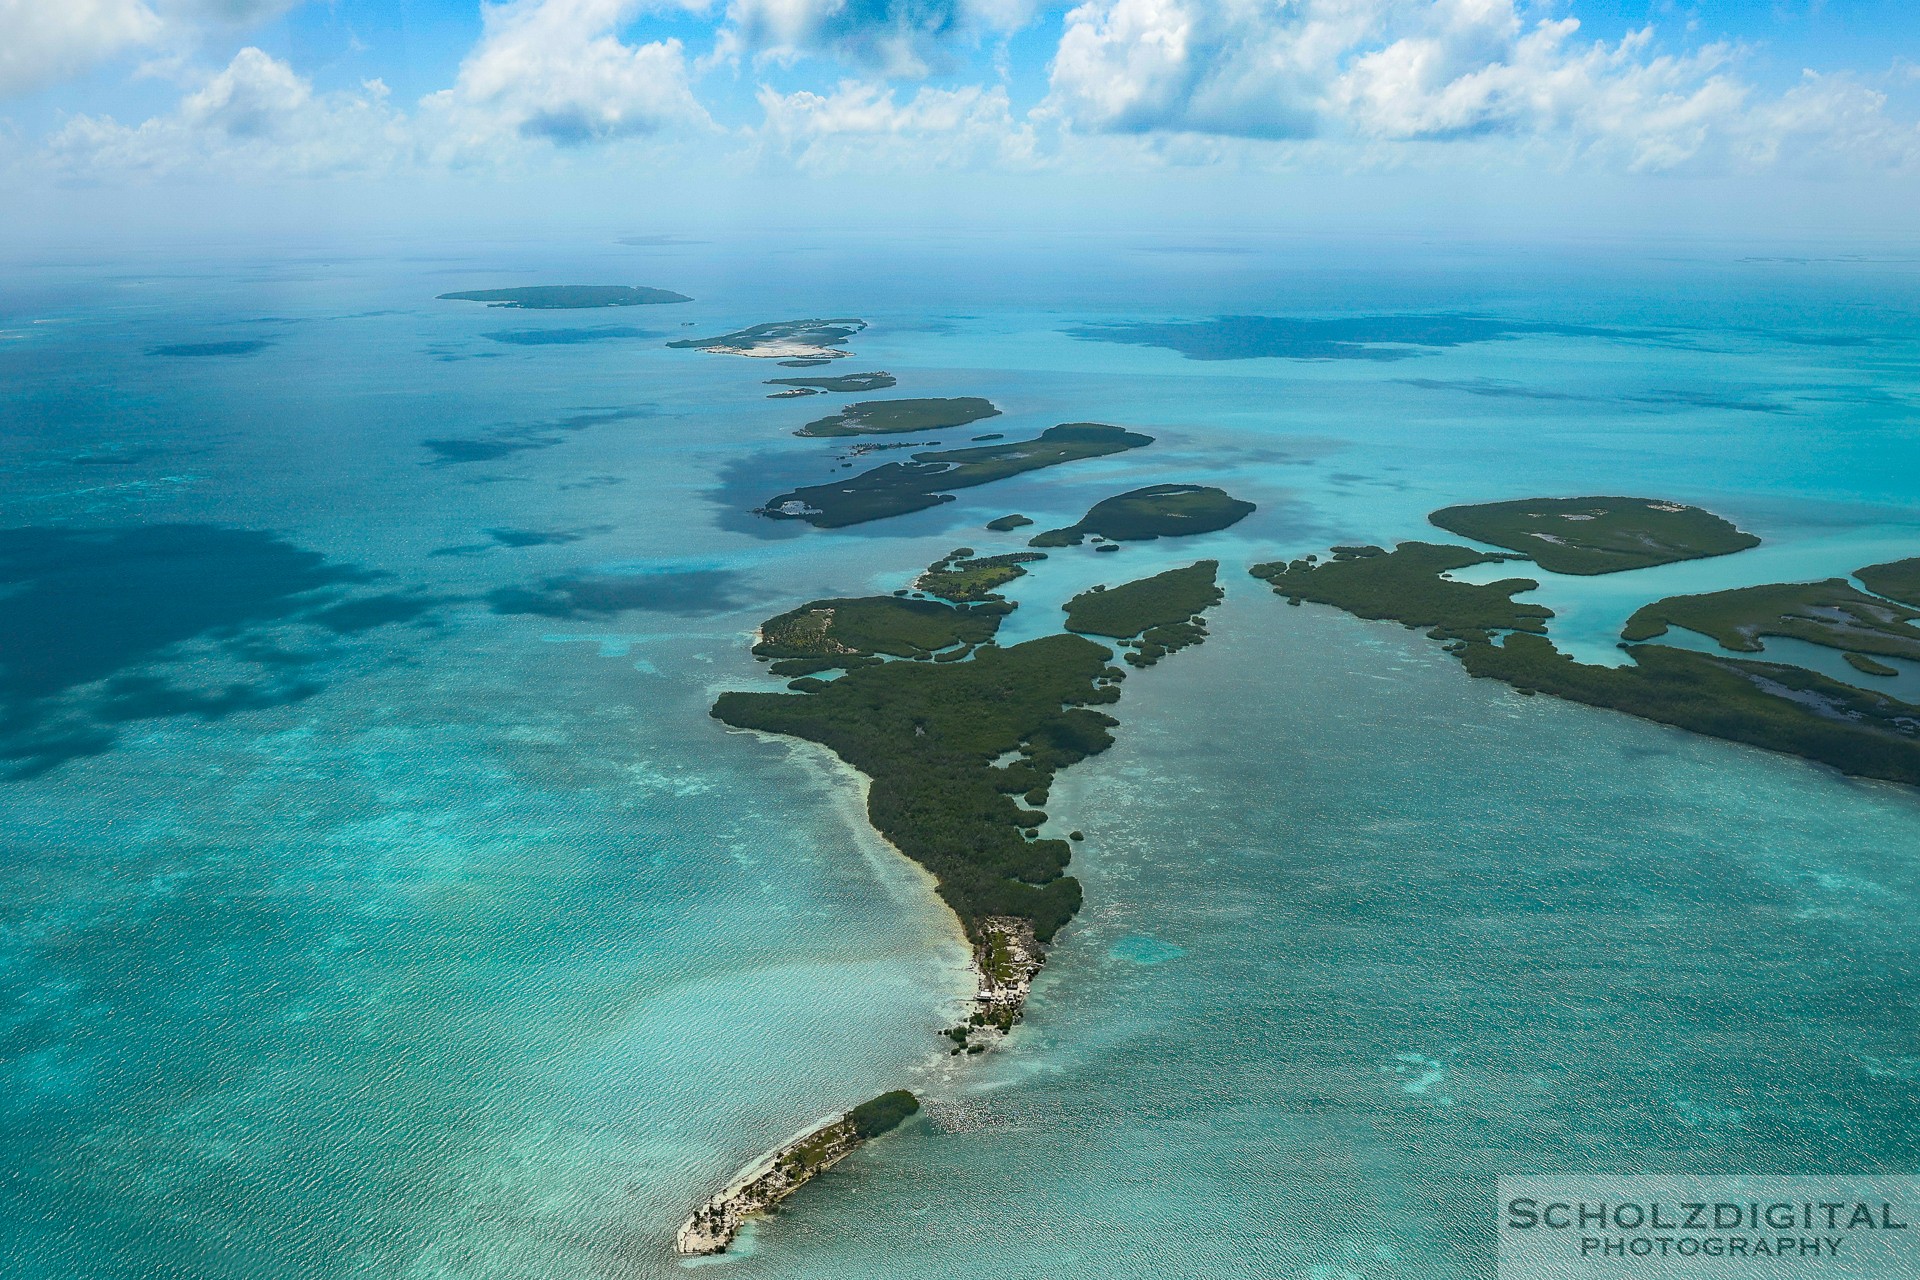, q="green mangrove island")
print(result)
[1252,504,1920,787]
[714,558,1222,984]
[1064,561,1224,666]
[1858,557,1920,607]
[1622,579,1920,663]
[437,285,691,308]
[766,372,897,394]
[1030,484,1256,547]
[987,514,1034,531]
[1428,496,1760,575]
[760,423,1154,528]
[797,396,1001,438]
[668,318,865,361]
[916,548,1047,603]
